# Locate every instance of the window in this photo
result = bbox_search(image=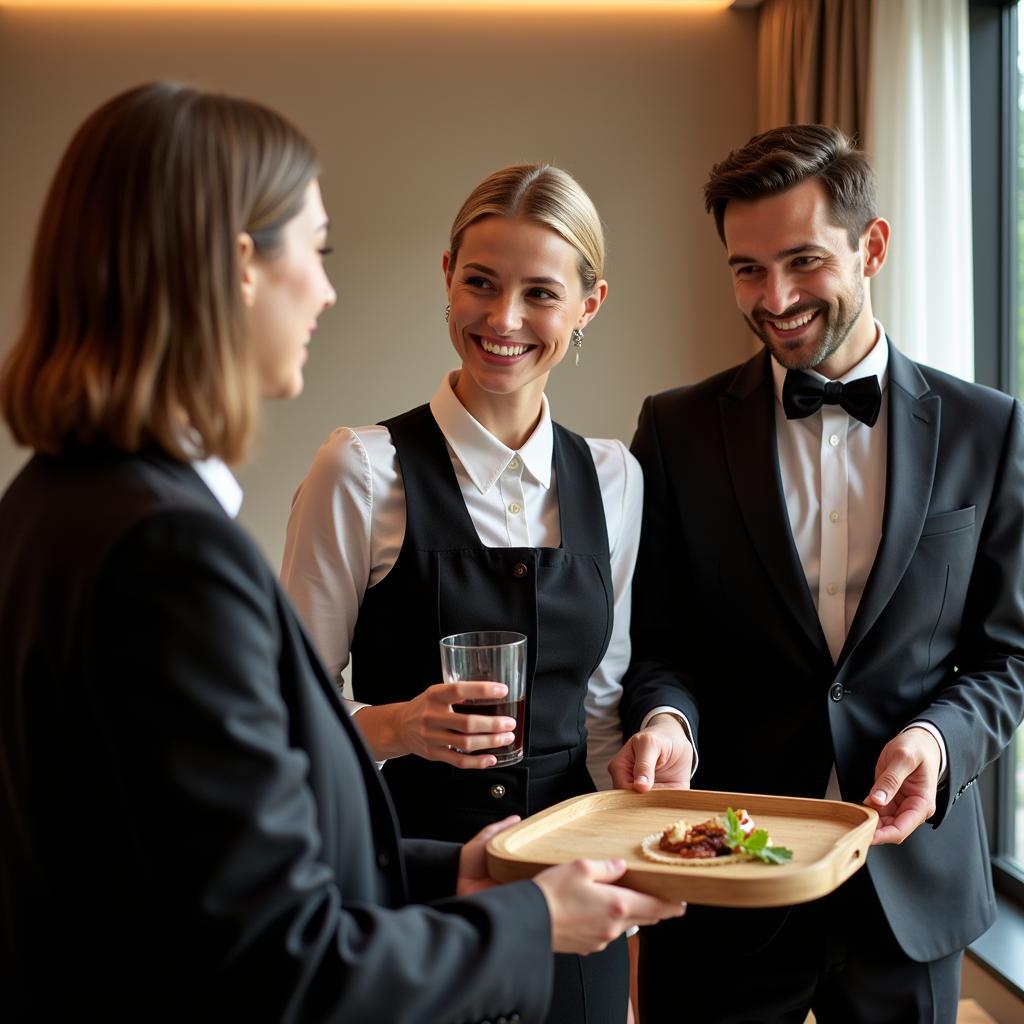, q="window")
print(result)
[970,0,1024,904]
[1009,0,1024,874]
[1015,730,1023,865]
[1019,1,1024,409]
